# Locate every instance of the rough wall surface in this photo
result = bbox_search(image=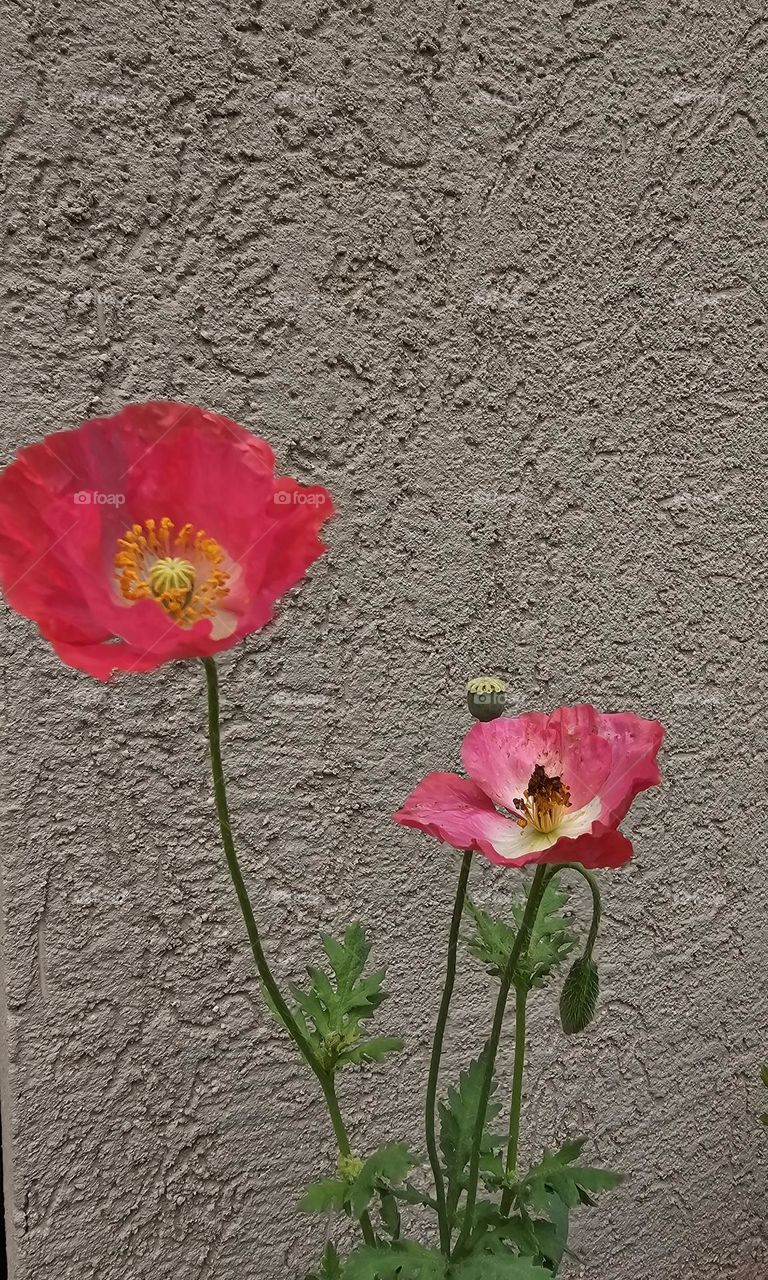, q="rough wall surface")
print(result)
[0,0,767,1277]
